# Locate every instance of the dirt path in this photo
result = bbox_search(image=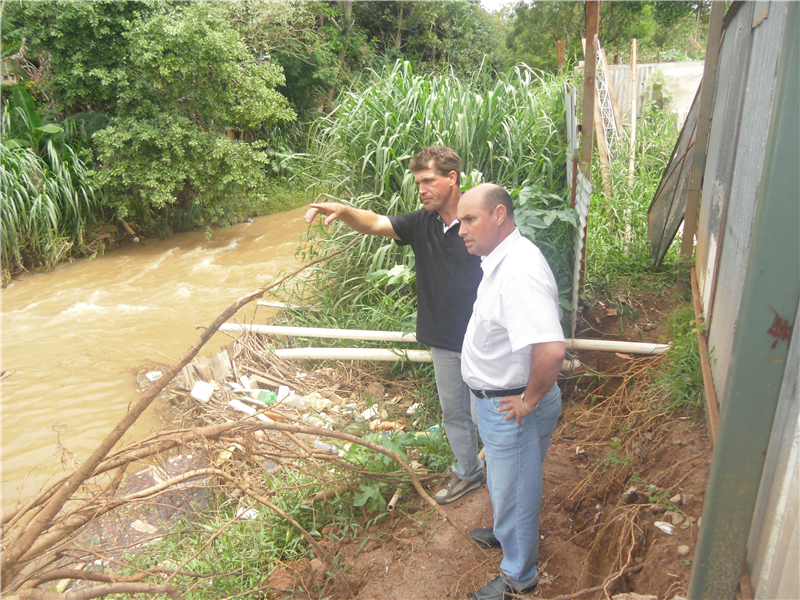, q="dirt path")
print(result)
[266,292,712,600]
